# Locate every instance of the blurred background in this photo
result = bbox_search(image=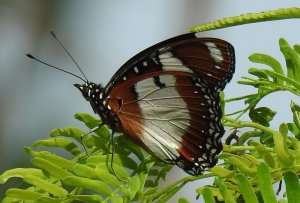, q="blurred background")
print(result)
[1,0,300,201]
